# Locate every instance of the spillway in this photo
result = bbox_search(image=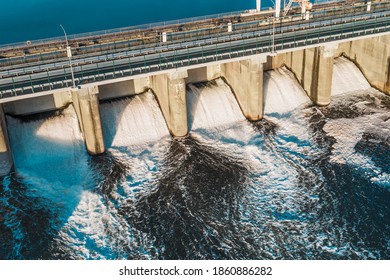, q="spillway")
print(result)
[1,59,389,260]
[332,56,371,95]
[264,67,311,116]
